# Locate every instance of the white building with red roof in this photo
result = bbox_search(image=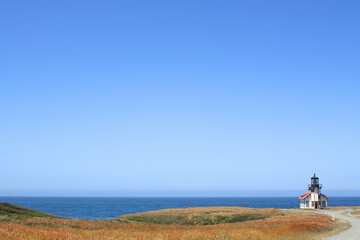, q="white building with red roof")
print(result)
[299,174,328,209]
